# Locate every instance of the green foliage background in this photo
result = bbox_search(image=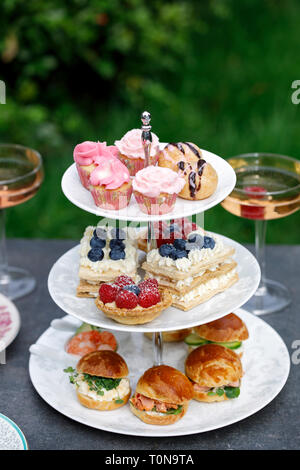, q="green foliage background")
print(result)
[0,0,299,242]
